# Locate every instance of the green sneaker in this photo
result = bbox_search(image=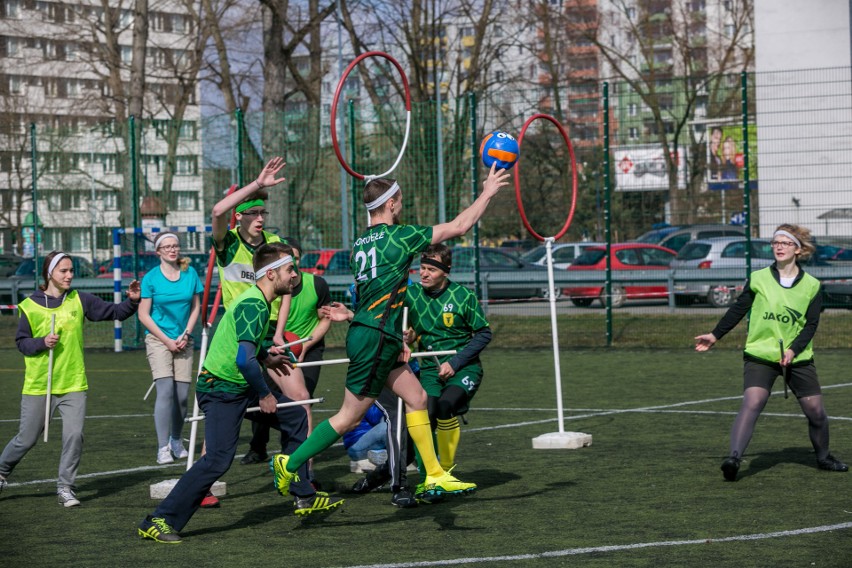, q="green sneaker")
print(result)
[272,454,299,497]
[425,471,476,496]
[293,491,344,516]
[414,482,445,504]
[138,515,182,544]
